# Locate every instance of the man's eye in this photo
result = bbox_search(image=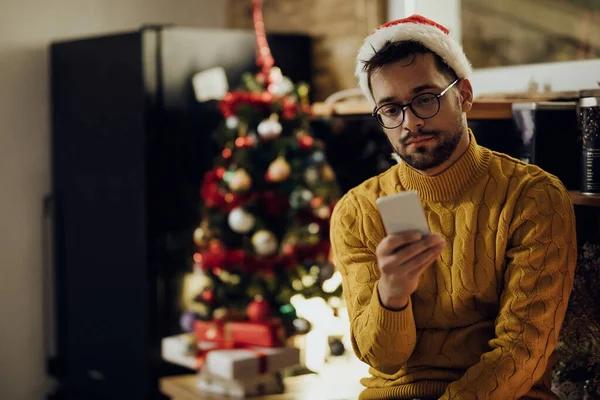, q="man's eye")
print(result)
[381,105,401,116]
[416,95,435,105]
